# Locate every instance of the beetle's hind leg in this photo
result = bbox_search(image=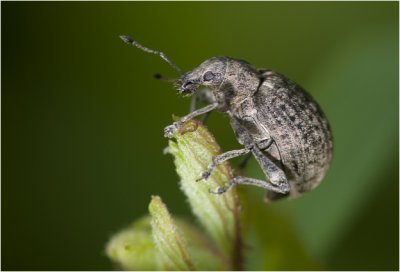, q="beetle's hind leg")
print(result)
[209,175,289,195]
[265,190,290,202]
